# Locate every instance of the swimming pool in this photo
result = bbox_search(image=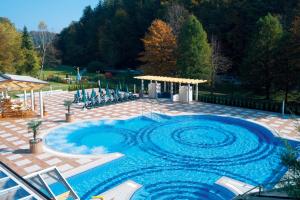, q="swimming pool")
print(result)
[45,114,289,199]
